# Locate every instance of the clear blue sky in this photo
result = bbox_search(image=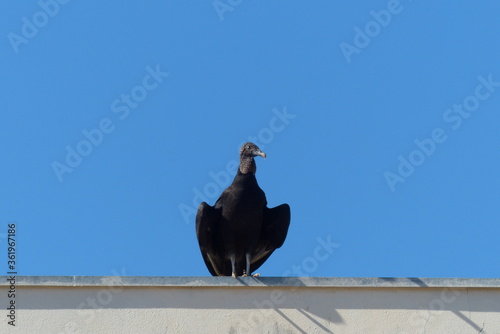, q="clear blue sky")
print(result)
[1,1,499,278]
